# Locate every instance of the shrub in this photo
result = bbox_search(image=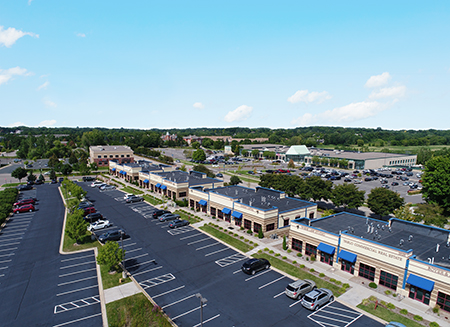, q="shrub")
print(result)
[244,239,249,242]
[335,280,342,285]
[228,231,233,235]
[282,235,287,250]
[264,247,269,251]
[310,254,316,261]
[310,268,315,273]
[219,227,223,230]
[306,257,309,261]
[287,249,292,253]
[292,261,297,264]
[393,293,397,297]
[369,295,377,302]
[249,241,253,244]
[342,283,350,289]
[380,300,387,306]
[247,229,253,235]
[240,227,244,230]
[369,282,377,289]
[400,309,408,315]
[300,264,305,268]
[269,250,274,254]
[319,273,325,278]
[234,233,238,237]
[329,278,336,283]
[282,256,287,260]
[429,322,440,327]
[258,250,262,253]
[432,305,440,314]
[240,236,244,239]
[413,315,423,321]
[297,252,302,257]
[384,290,392,296]
[275,253,280,257]
[387,303,395,310]
[257,228,264,239]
